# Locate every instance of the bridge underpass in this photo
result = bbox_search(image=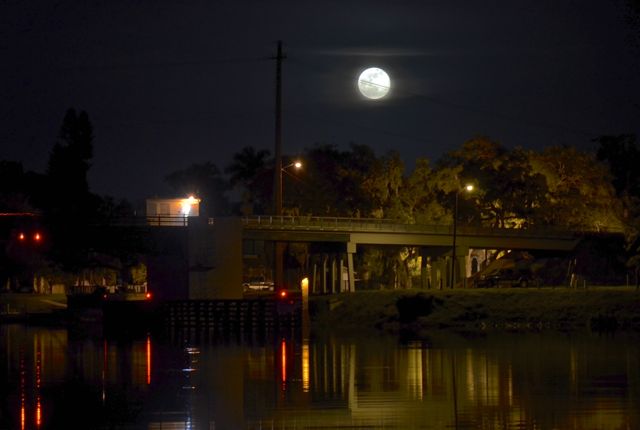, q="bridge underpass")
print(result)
[238,216,580,295]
